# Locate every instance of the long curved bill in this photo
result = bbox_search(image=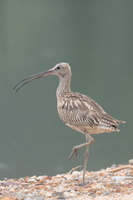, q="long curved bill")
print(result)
[13,68,54,92]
